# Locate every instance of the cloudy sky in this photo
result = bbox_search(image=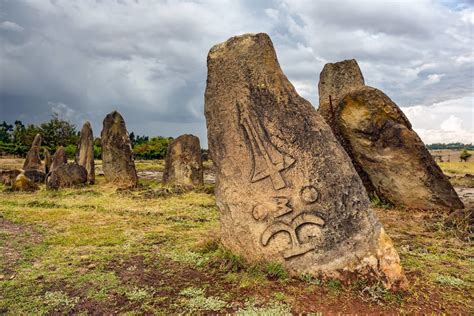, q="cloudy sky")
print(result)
[0,0,473,146]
